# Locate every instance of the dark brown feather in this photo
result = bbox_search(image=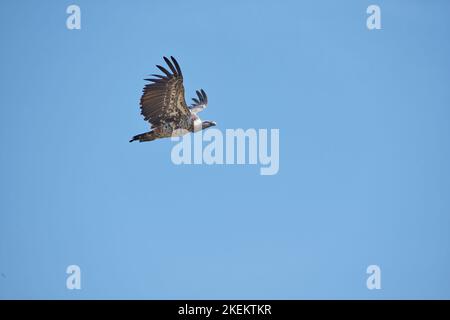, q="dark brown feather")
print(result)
[140,57,191,128]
